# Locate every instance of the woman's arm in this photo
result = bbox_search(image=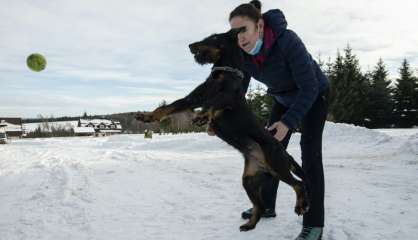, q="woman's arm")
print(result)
[279,30,319,129]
